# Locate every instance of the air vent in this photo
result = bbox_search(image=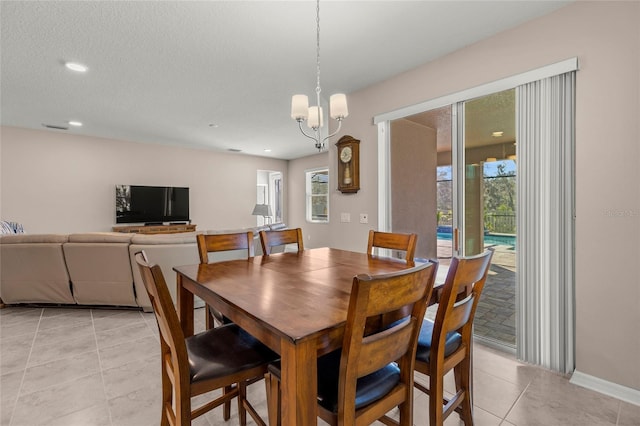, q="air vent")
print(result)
[42,124,69,130]
[228,148,242,153]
